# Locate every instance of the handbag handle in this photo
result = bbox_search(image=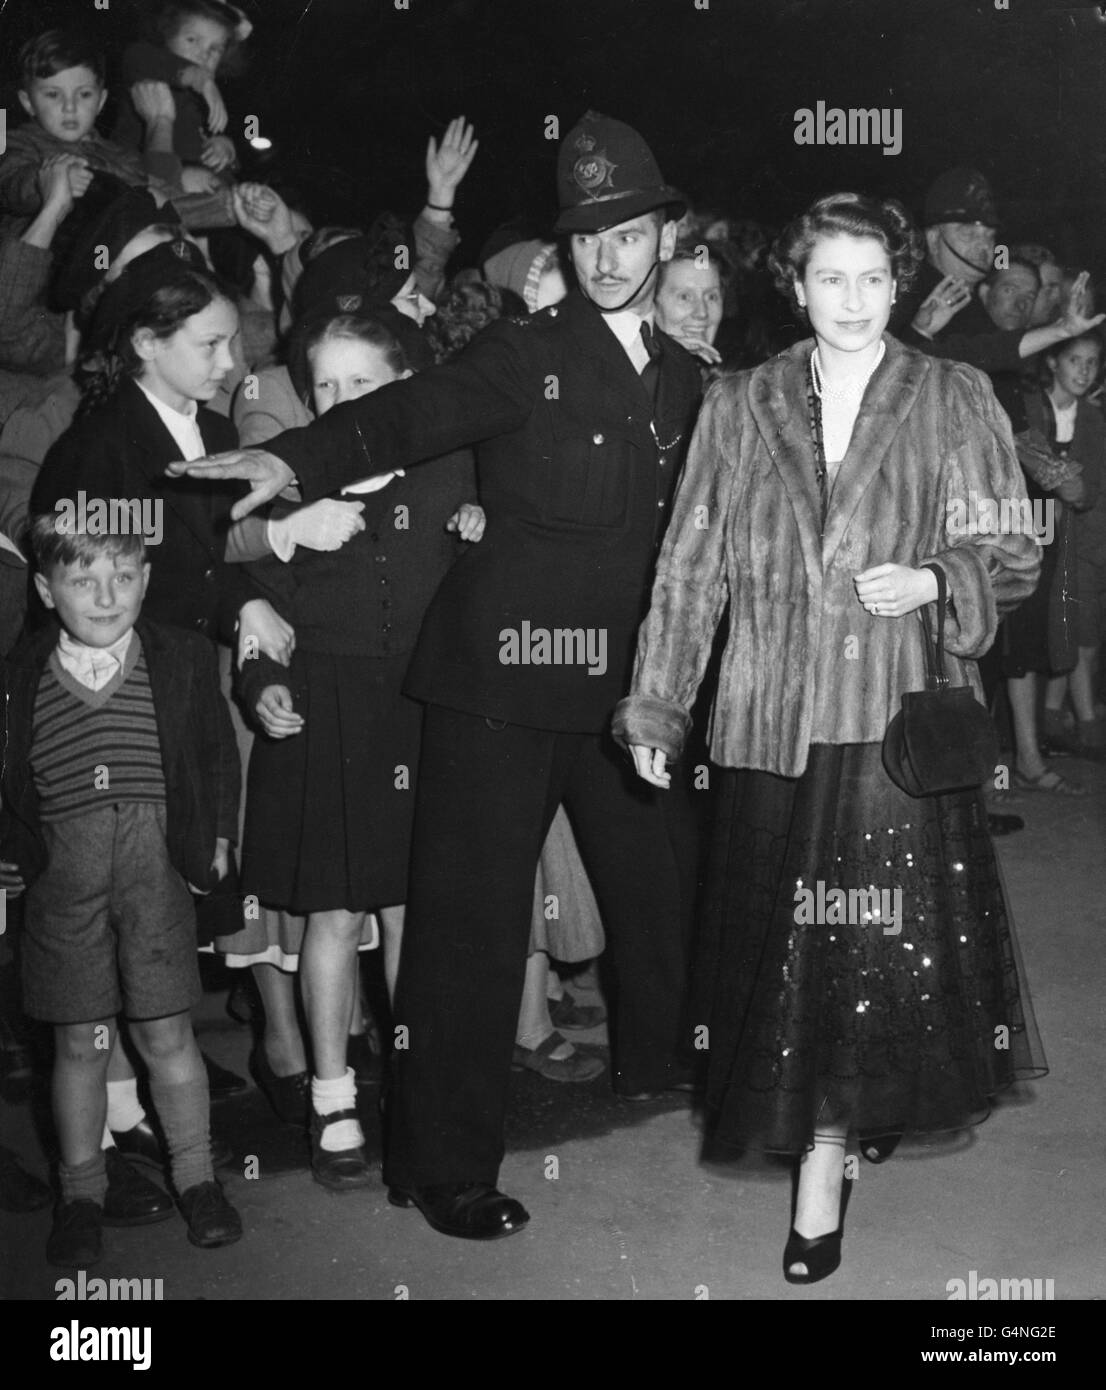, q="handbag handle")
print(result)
[918,562,949,690]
